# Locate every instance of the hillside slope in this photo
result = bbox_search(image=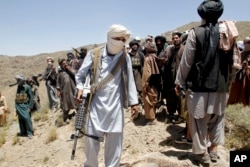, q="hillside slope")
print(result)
[1,21,248,167]
[0,82,230,167]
